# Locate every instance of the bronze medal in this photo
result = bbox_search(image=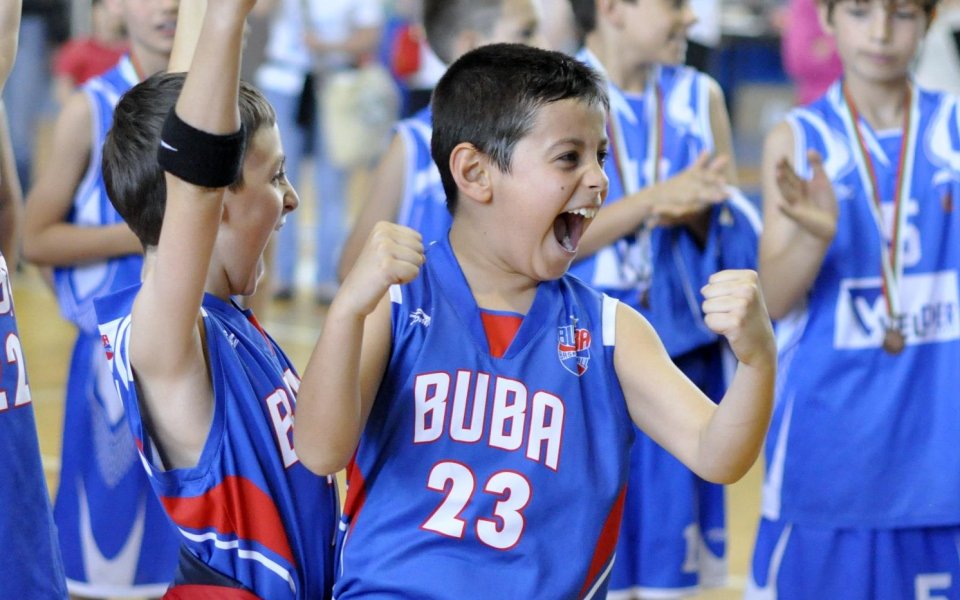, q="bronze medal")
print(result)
[882,327,905,355]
